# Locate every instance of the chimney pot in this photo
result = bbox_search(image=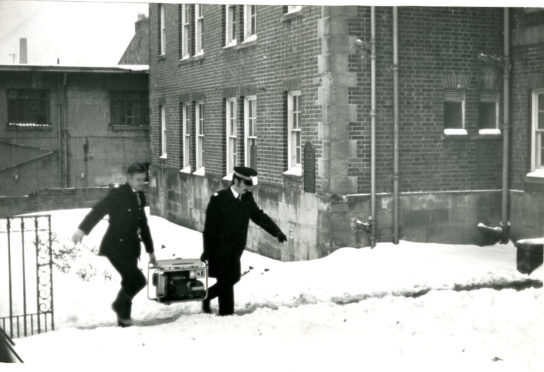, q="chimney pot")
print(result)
[19,38,28,64]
